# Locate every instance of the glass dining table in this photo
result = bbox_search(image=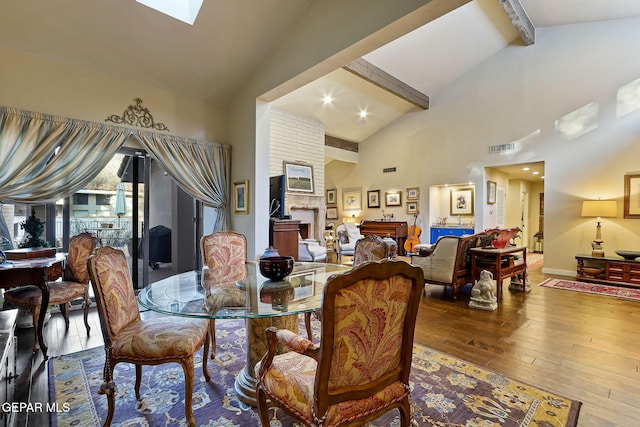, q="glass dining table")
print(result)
[137,261,351,406]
